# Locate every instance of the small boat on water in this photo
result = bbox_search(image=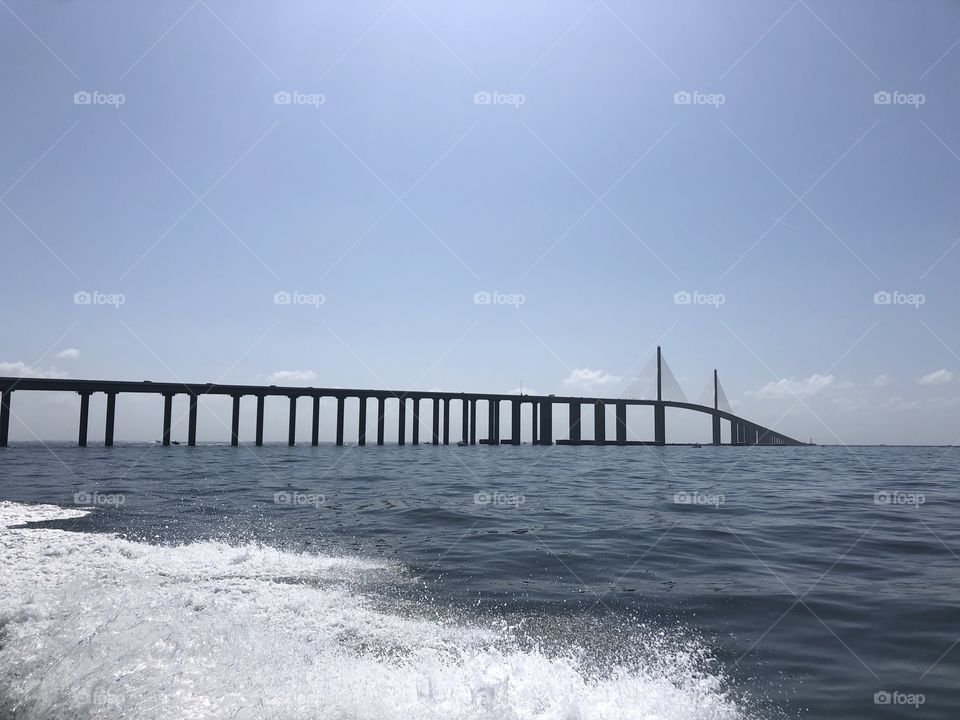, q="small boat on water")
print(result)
[457,441,468,447]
